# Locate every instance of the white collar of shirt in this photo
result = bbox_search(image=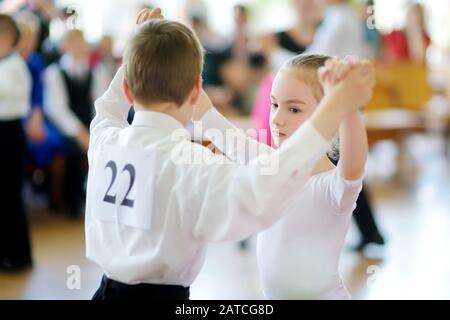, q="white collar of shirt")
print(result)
[60,54,90,79]
[132,111,191,140]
